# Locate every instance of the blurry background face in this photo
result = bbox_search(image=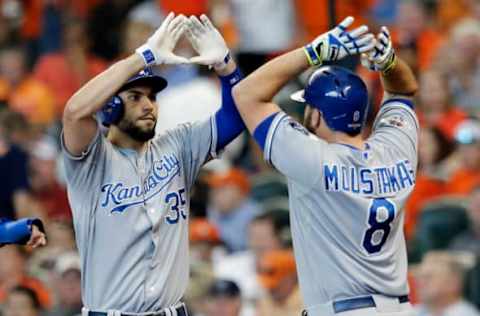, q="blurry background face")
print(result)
[0,48,26,85]
[416,259,456,304]
[468,189,480,229]
[210,185,245,213]
[56,270,82,306]
[397,2,425,40]
[419,72,449,125]
[205,296,241,316]
[248,220,281,257]
[4,291,39,316]
[418,129,440,168]
[459,143,480,170]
